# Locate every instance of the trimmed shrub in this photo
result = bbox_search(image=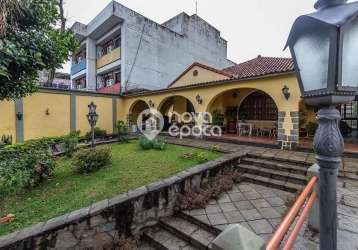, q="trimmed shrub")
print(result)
[152,137,167,150]
[0,139,56,198]
[72,147,112,174]
[85,127,107,141]
[138,136,167,150]
[138,136,153,150]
